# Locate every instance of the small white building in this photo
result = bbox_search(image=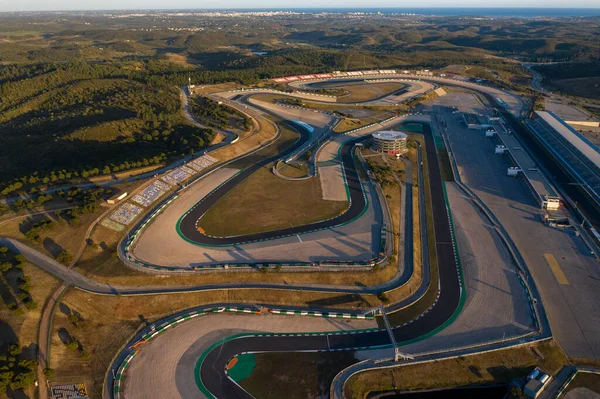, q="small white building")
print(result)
[524,368,552,398]
[495,145,507,154]
[107,192,127,204]
[507,167,521,177]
